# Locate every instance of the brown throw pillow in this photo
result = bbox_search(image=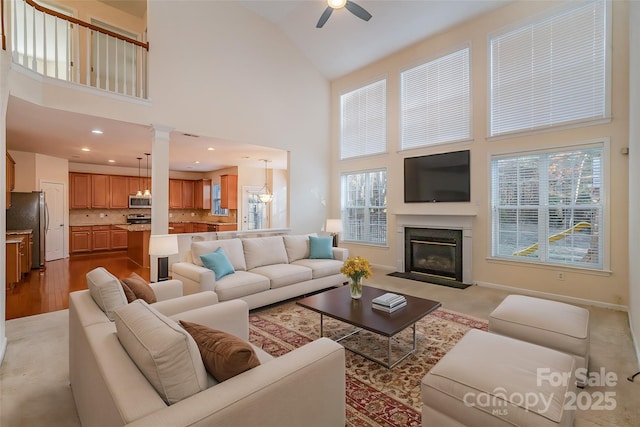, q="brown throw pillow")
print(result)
[120,281,137,303]
[179,320,260,382]
[121,272,157,304]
